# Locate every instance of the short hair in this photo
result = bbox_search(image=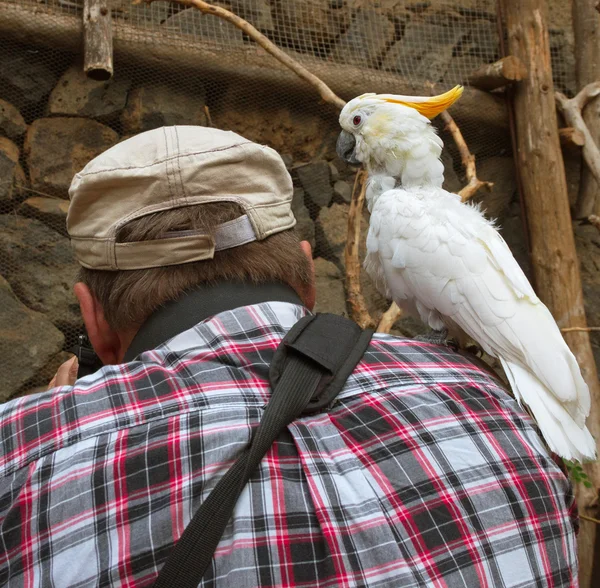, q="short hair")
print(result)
[78,202,312,330]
